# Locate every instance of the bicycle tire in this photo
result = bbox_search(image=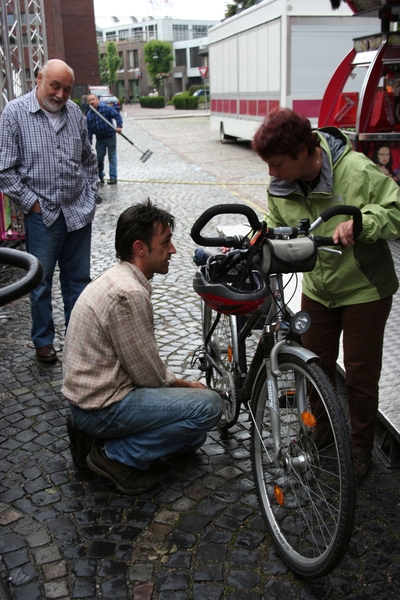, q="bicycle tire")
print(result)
[202,302,241,429]
[250,354,355,578]
[0,576,13,600]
